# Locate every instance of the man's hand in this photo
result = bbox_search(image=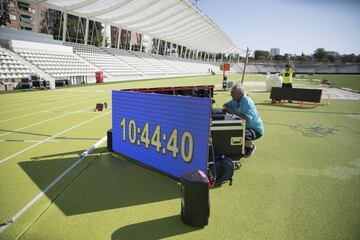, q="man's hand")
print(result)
[223,107,235,115]
[223,107,249,121]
